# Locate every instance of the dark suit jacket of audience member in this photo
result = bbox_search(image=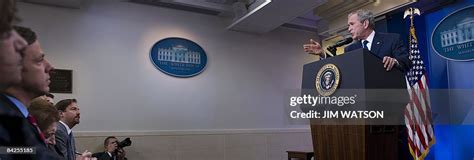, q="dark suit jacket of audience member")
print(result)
[0,94,61,160]
[344,32,411,72]
[92,151,128,160]
[48,143,62,158]
[92,152,113,160]
[55,121,76,160]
